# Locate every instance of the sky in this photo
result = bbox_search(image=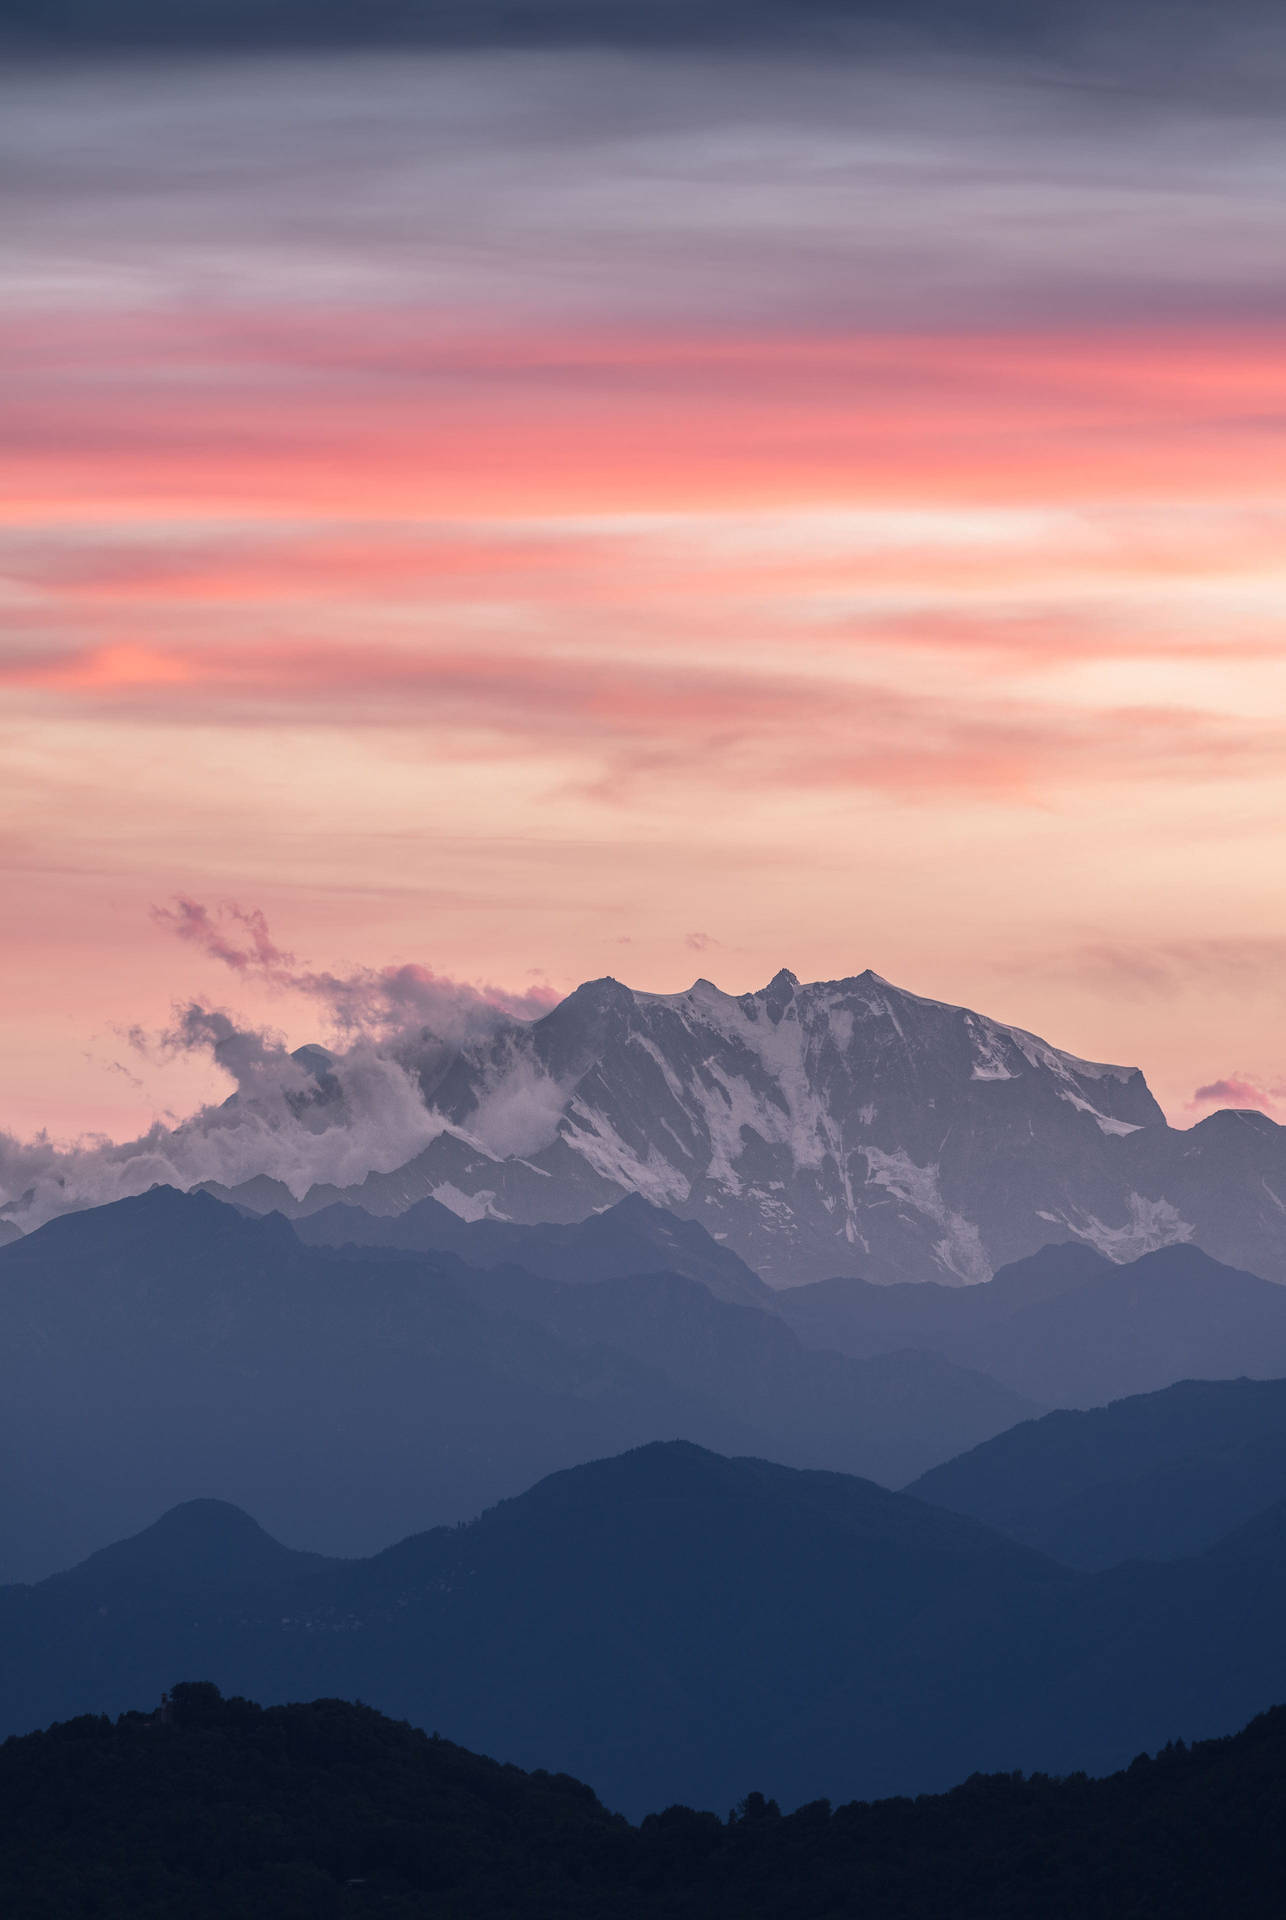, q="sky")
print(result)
[3,2,1286,1155]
